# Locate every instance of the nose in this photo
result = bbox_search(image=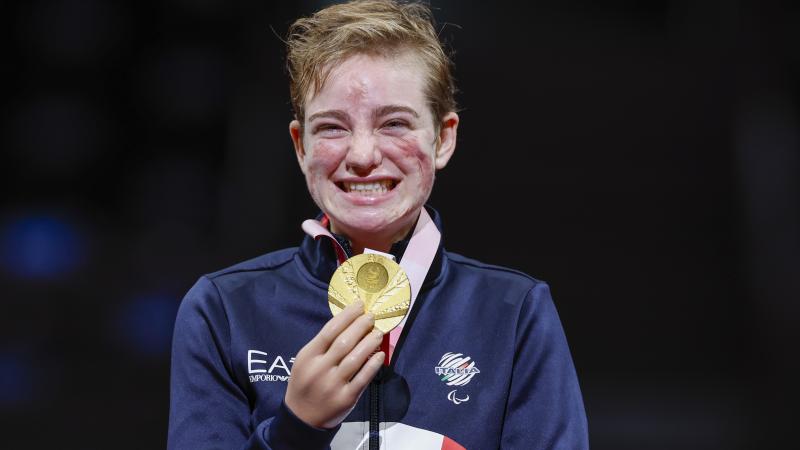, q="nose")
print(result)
[345,131,382,175]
